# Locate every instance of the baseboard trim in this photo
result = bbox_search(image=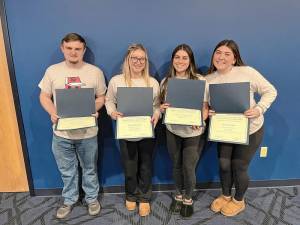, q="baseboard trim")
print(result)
[33,179,300,196]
